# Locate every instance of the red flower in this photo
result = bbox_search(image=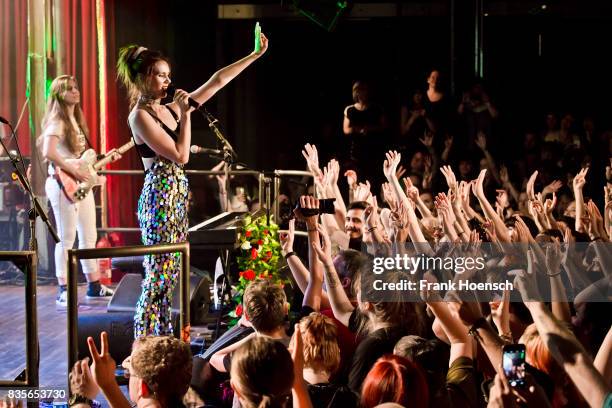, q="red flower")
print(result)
[257,239,263,245]
[263,230,269,235]
[245,231,252,238]
[243,269,256,280]
[251,248,258,260]
[235,304,243,317]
